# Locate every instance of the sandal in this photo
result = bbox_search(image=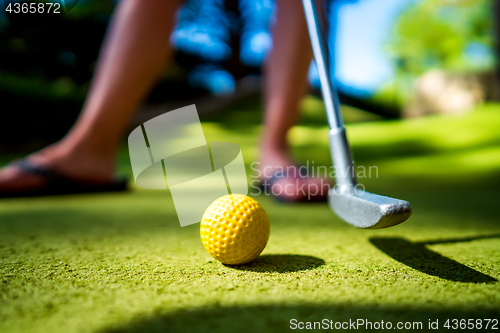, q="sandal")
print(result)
[0,159,128,198]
